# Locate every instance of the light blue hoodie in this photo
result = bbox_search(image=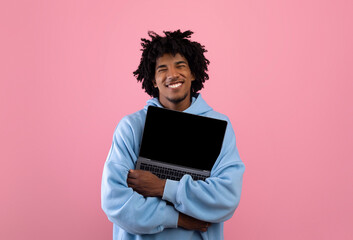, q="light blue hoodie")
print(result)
[101,94,245,240]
